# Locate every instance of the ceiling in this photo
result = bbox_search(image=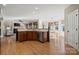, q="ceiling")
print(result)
[1,4,69,20]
